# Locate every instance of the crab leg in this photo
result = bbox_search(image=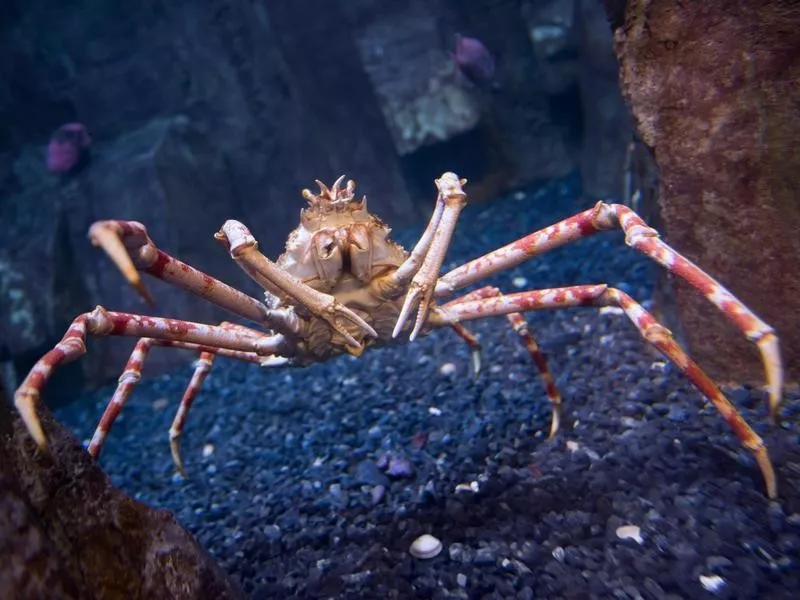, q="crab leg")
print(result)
[448,322,483,378]
[216,220,377,349]
[431,201,782,420]
[436,284,777,499]
[446,286,563,438]
[89,326,289,466]
[89,220,300,337]
[373,189,446,299]
[14,306,289,452]
[169,351,215,474]
[390,172,468,340]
